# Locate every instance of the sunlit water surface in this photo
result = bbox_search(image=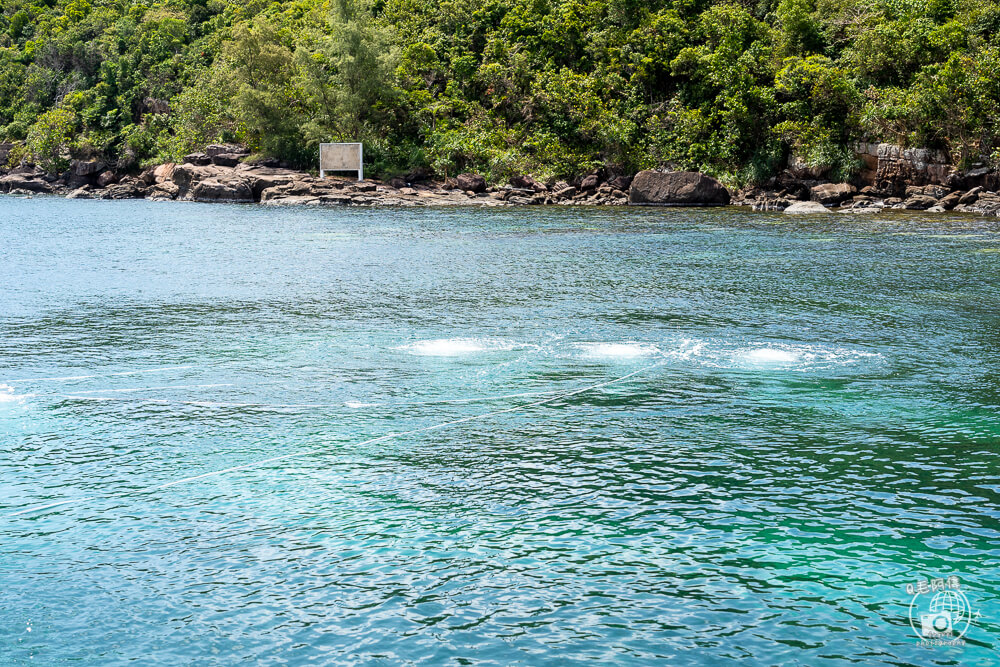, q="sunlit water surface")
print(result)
[1,198,998,665]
